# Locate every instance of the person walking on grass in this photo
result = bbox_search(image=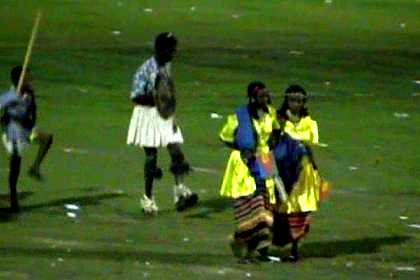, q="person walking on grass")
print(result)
[271,84,330,262]
[127,32,198,215]
[219,81,280,263]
